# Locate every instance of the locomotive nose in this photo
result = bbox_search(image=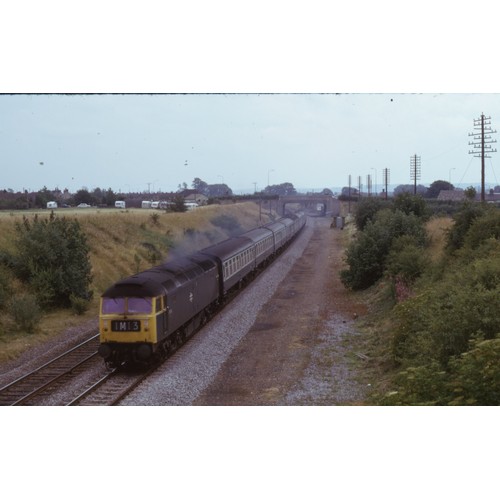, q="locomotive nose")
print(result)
[98,344,112,359]
[136,344,152,360]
